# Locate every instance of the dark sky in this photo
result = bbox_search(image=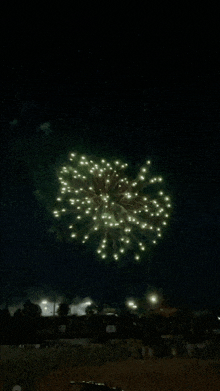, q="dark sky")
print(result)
[1,3,219,310]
